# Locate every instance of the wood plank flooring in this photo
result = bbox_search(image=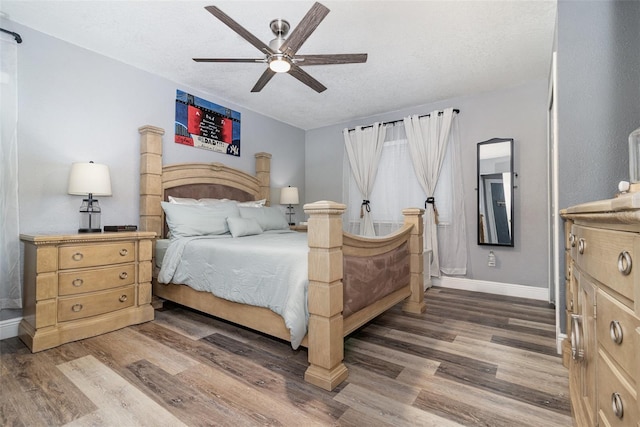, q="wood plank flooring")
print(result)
[0,287,572,426]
